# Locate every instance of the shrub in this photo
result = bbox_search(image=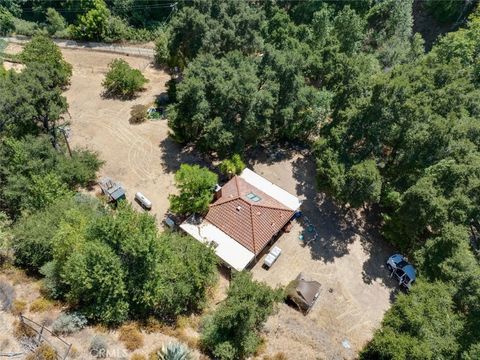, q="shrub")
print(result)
[201,272,283,360]
[102,59,148,98]
[155,343,192,360]
[0,281,15,311]
[219,154,246,178]
[25,344,57,360]
[45,8,66,36]
[169,164,218,216]
[12,17,41,37]
[52,313,87,335]
[29,298,54,313]
[89,335,108,359]
[119,323,144,351]
[0,6,14,36]
[129,105,148,124]
[131,354,147,360]
[11,299,26,315]
[103,16,131,43]
[13,320,36,339]
[154,31,169,65]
